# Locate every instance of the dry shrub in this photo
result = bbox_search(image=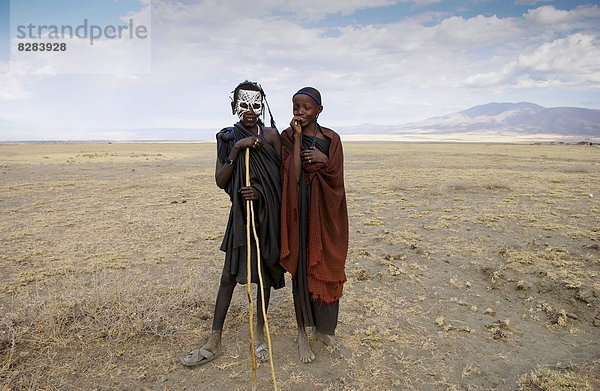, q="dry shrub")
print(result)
[0,272,210,387]
[0,320,20,373]
[518,367,593,391]
[449,181,512,192]
[500,248,597,289]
